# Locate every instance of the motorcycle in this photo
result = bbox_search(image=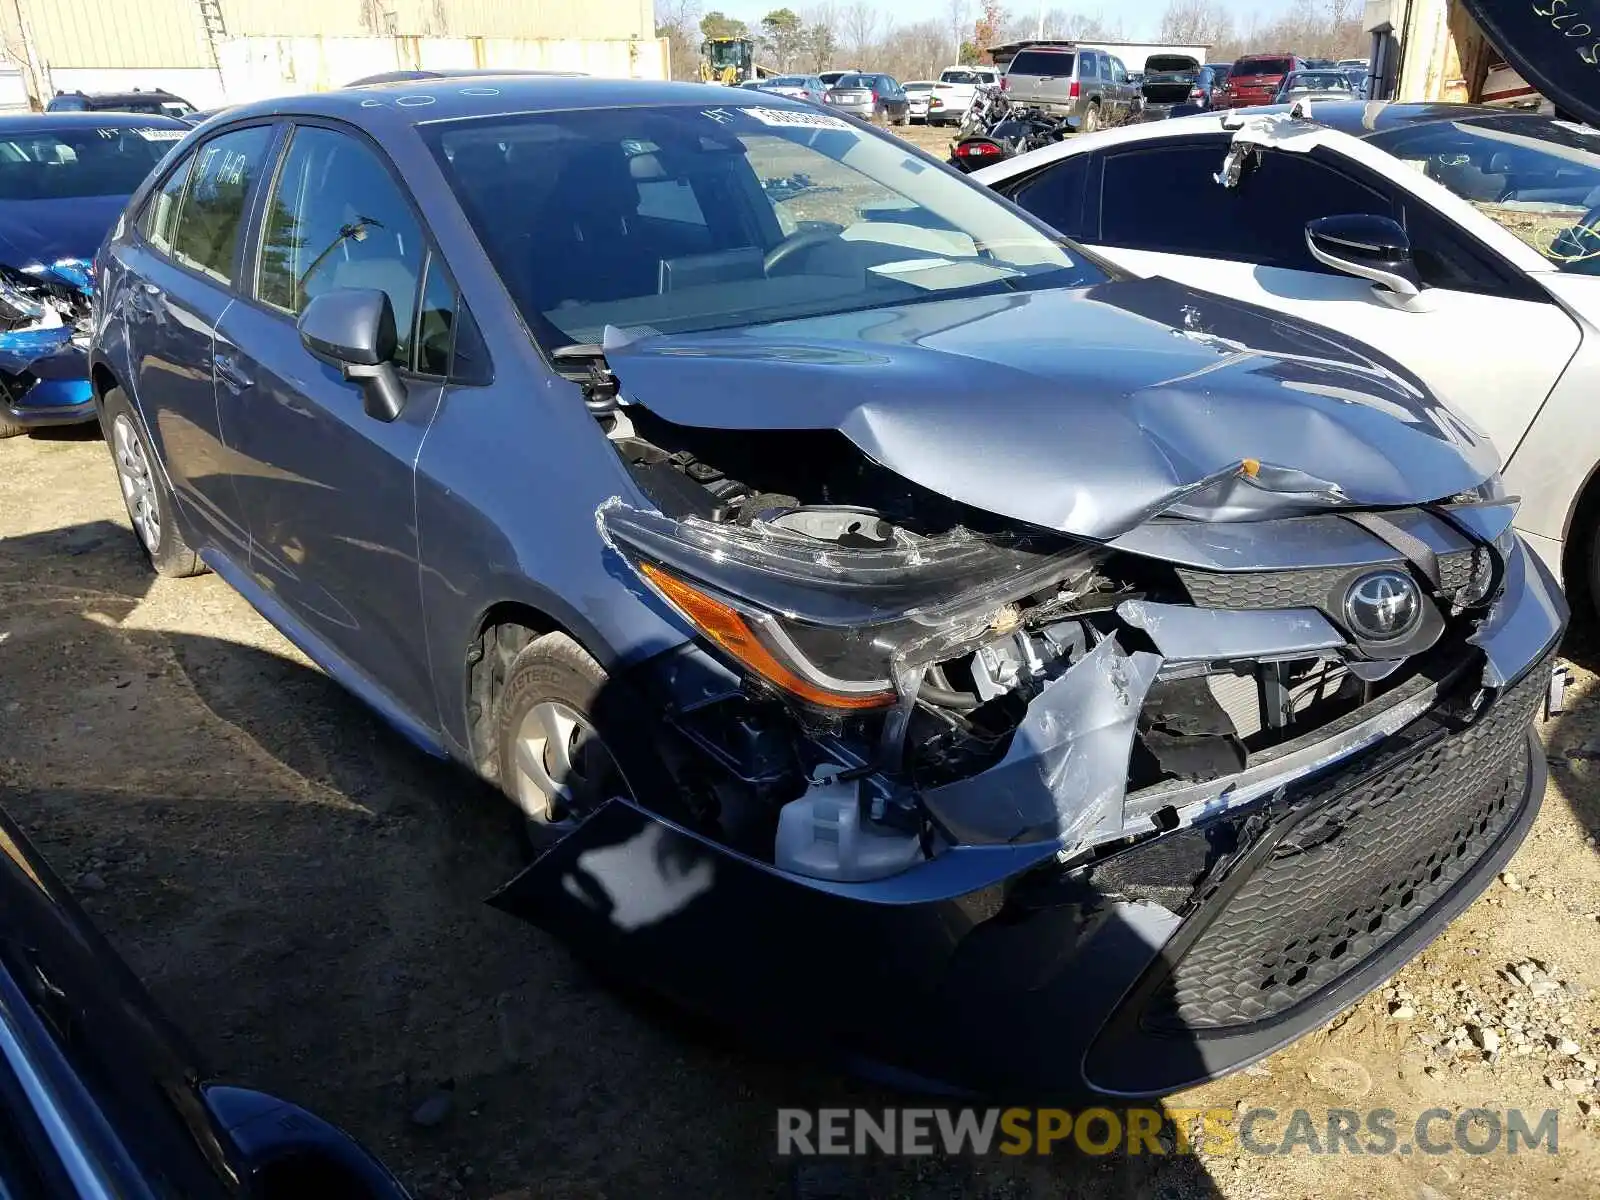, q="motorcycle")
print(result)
[948,106,1070,172]
[956,83,1006,138]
